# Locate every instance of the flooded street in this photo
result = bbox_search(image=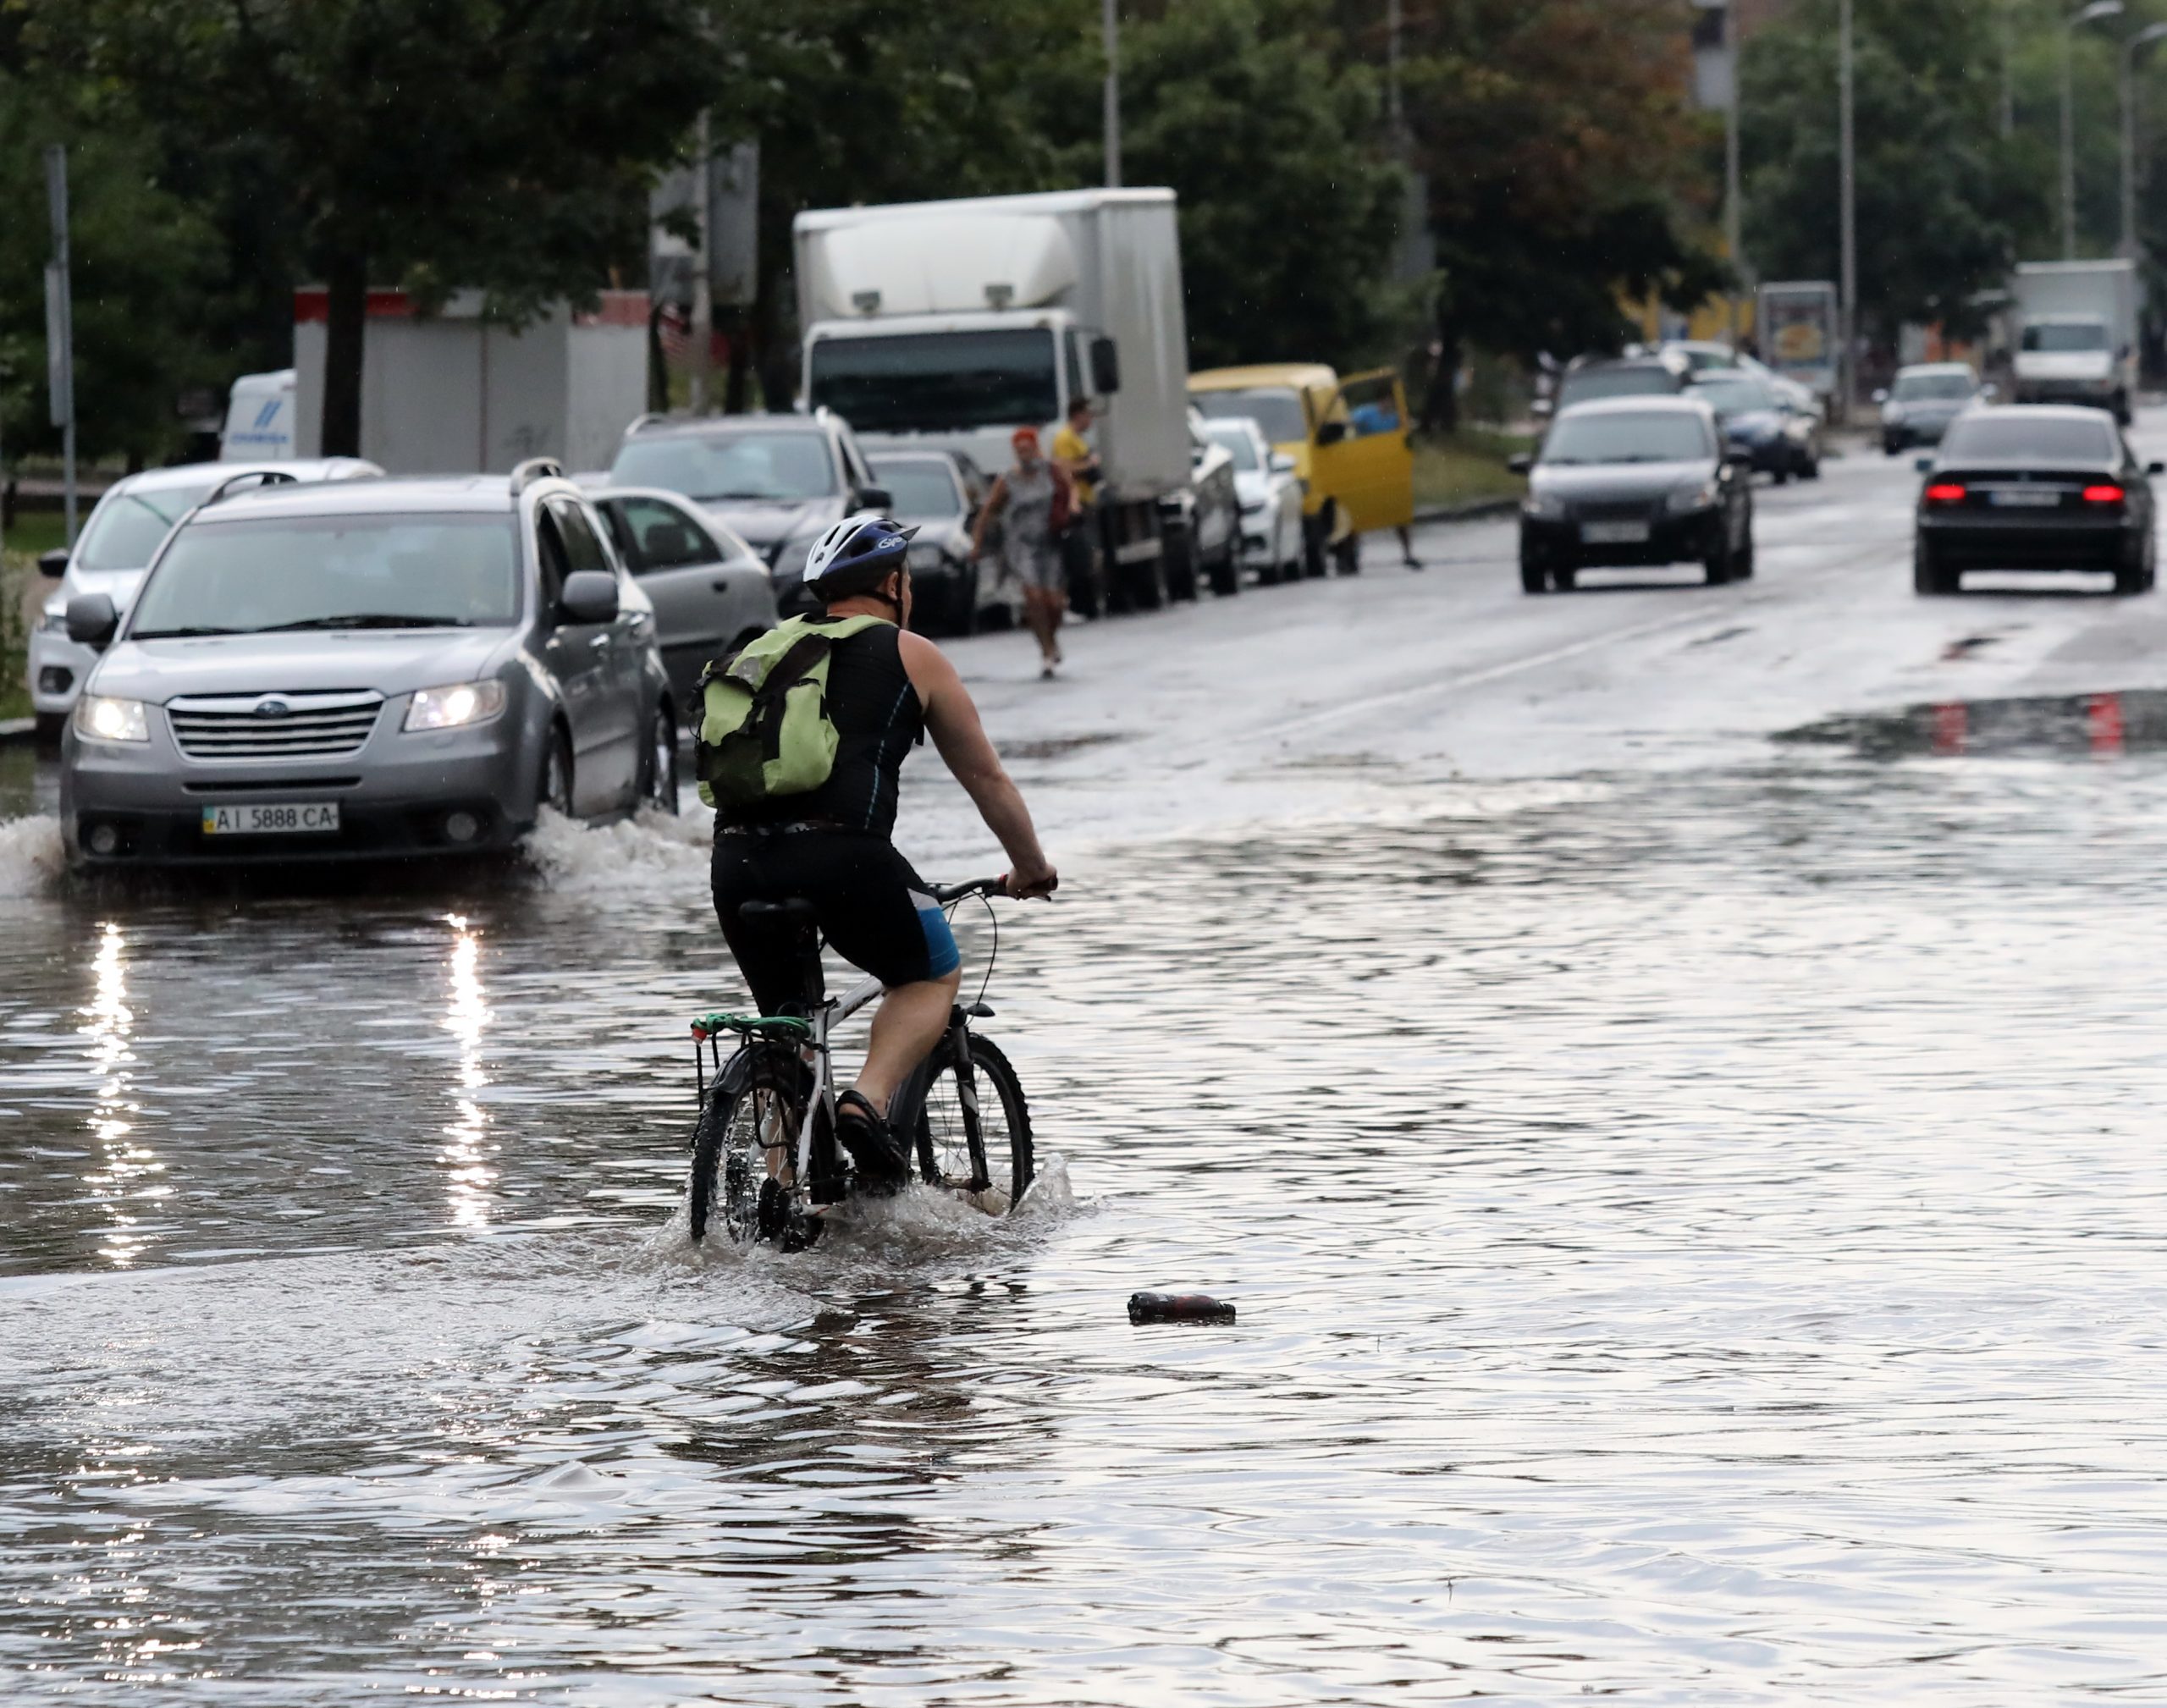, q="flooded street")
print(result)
[9,438,2167,1701]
